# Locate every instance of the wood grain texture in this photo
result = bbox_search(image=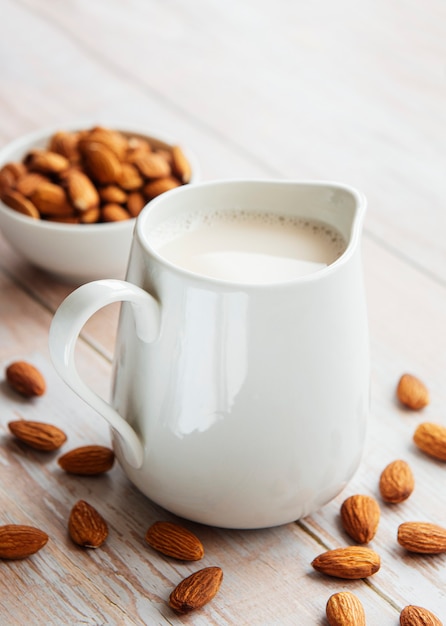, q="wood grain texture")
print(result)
[10,0,446,281]
[1,0,445,622]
